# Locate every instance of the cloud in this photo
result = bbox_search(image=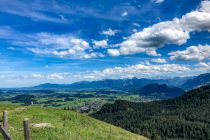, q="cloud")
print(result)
[0,27,106,59]
[6,31,104,59]
[181,12,210,32]
[197,62,210,69]
[108,1,210,57]
[0,0,132,23]
[82,52,105,59]
[121,12,128,17]
[47,73,64,80]
[1,1,210,61]
[169,45,210,61]
[195,62,210,73]
[0,0,68,23]
[0,26,107,59]
[93,40,108,48]
[26,33,92,58]
[21,63,191,85]
[0,26,30,41]
[31,74,43,78]
[31,73,66,80]
[199,0,210,13]
[78,63,191,80]
[133,23,140,27]
[111,17,189,57]
[151,58,167,63]
[107,49,121,56]
[101,28,117,36]
[132,29,138,33]
[152,0,165,4]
